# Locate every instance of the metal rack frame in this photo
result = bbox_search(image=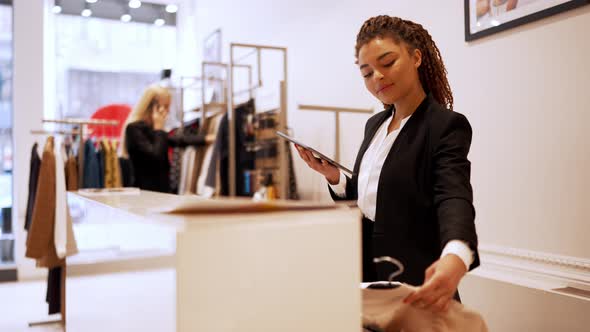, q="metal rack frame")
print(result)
[298,104,373,163]
[28,119,118,328]
[229,43,288,198]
